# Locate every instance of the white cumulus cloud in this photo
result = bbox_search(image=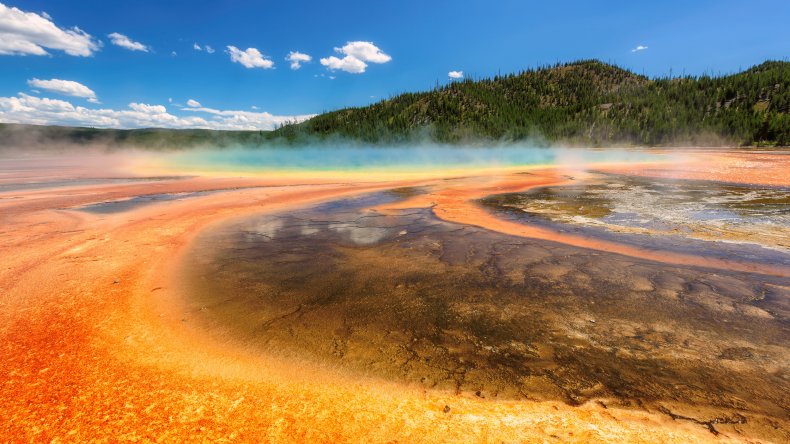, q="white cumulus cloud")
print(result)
[0,3,99,56]
[0,93,314,130]
[631,45,648,53]
[193,43,201,51]
[27,78,97,102]
[205,45,214,54]
[339,41,391,63]
[186,99,201,107]
[108,32,149,52]
[320,41,390,74]
[128,102,166,114]
[227,45,274,69]
[286,51,311,70]
[320,55,366,74]
[448,70,463,79]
